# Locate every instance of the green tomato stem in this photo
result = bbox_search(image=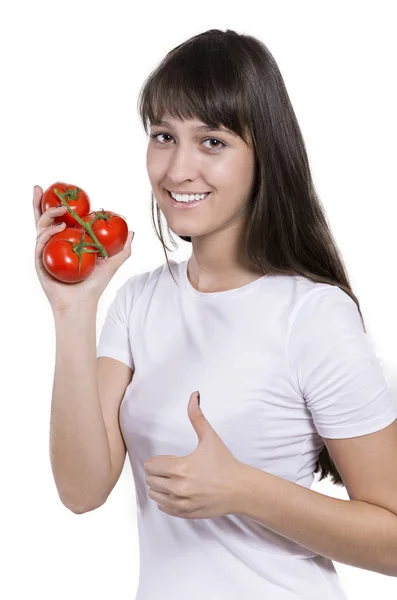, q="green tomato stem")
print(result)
[53,188,108,258]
